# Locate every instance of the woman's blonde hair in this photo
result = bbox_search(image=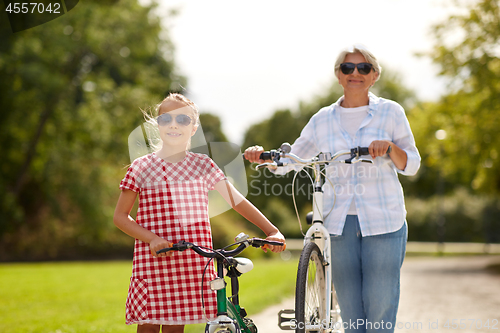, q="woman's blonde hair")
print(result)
[334,45,382,82]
